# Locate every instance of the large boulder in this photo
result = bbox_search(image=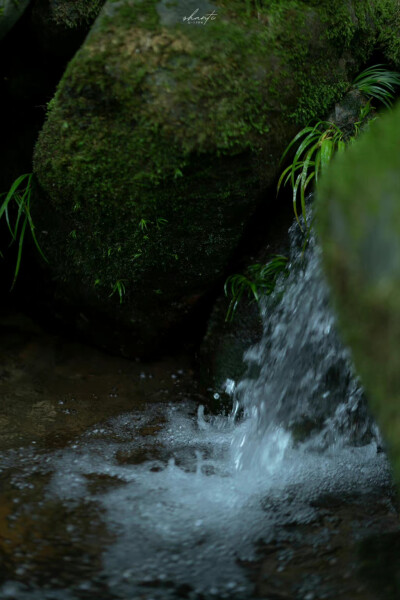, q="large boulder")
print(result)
[32,0,400,357]
[317,101,400,484]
